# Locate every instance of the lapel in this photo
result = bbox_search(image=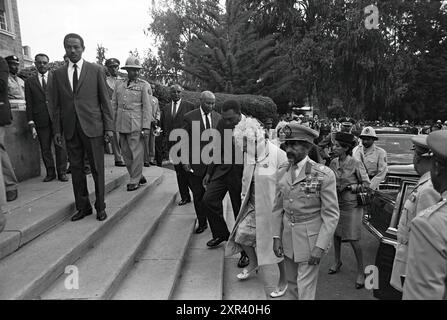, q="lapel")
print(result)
[286,160,311,186]
[34,74,45,95]
[75,61,89,94]
[211,111,220,129]
[62,64,73,96]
